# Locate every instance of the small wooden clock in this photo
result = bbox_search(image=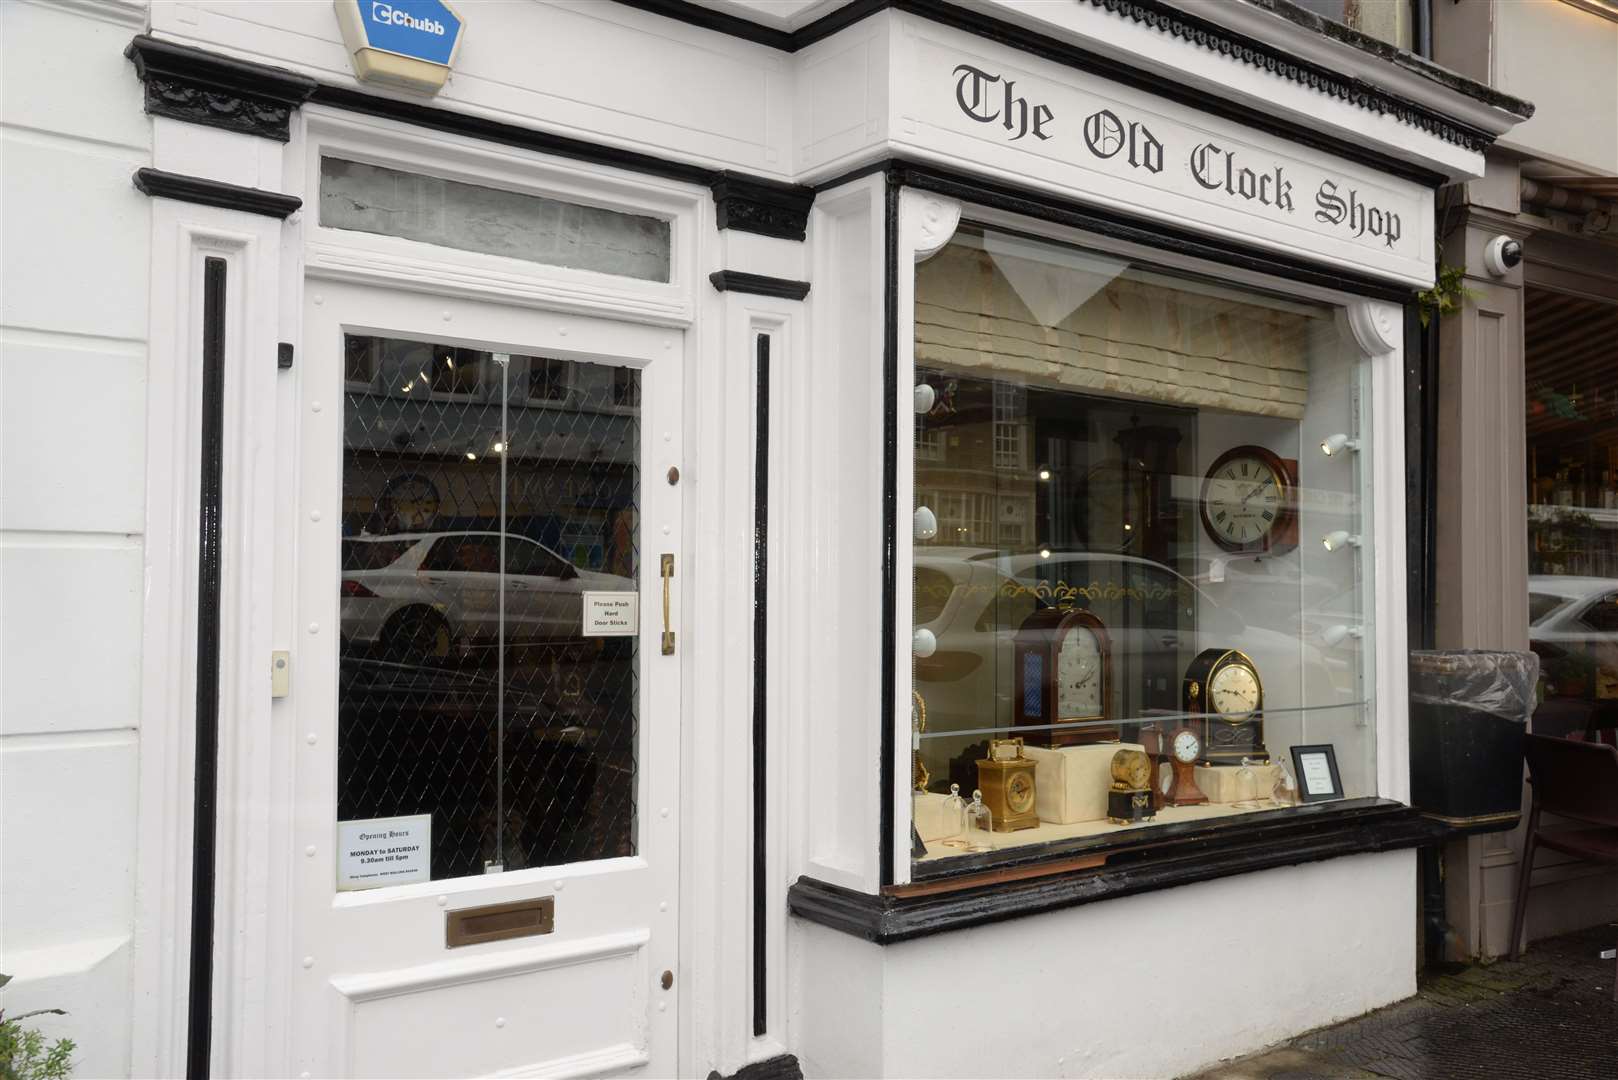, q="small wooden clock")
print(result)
[1200,444,1298,555]
[1013,606,1116,746]
[976,738,1039,832]
[1183,648,1268,765]
[1163,726,1209,806]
